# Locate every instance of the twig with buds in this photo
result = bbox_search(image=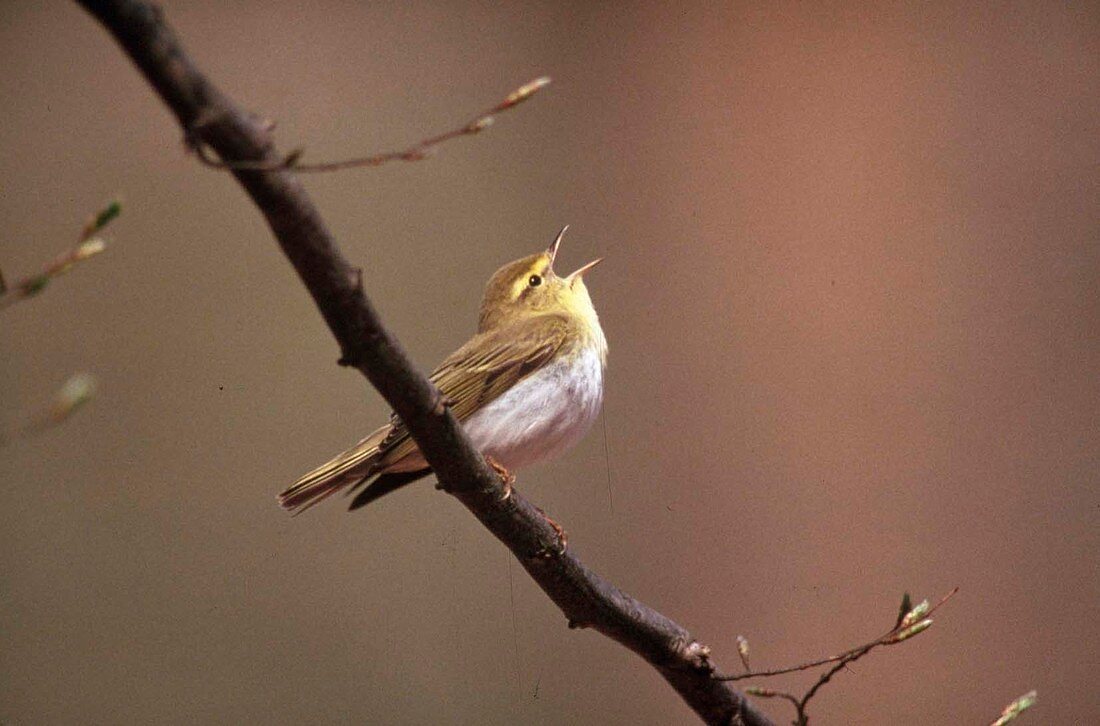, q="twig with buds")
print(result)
[186,77,551,173]
[715,588,960,725]
[0,200,119,310]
